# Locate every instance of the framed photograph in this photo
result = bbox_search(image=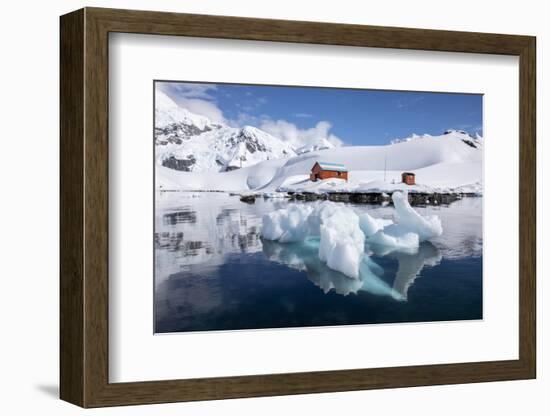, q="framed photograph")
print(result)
[60,7,536,408]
